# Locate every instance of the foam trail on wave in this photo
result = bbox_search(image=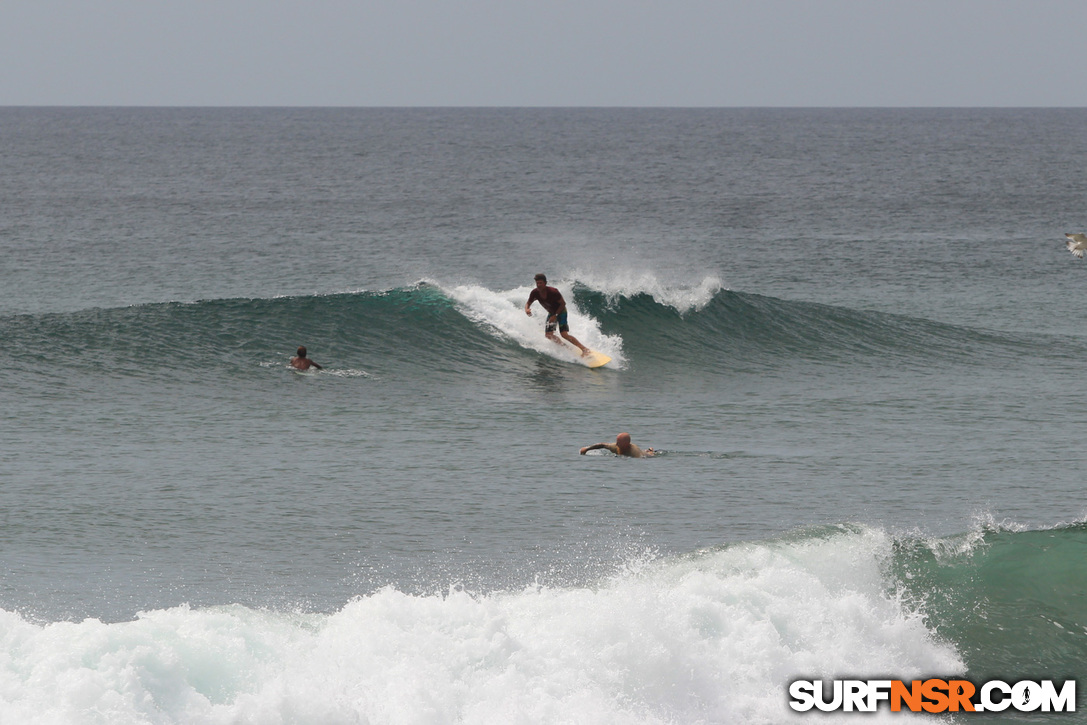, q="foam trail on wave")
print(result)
[0,526,958,724]
[567,271,724,313]
[440,281,625,367]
